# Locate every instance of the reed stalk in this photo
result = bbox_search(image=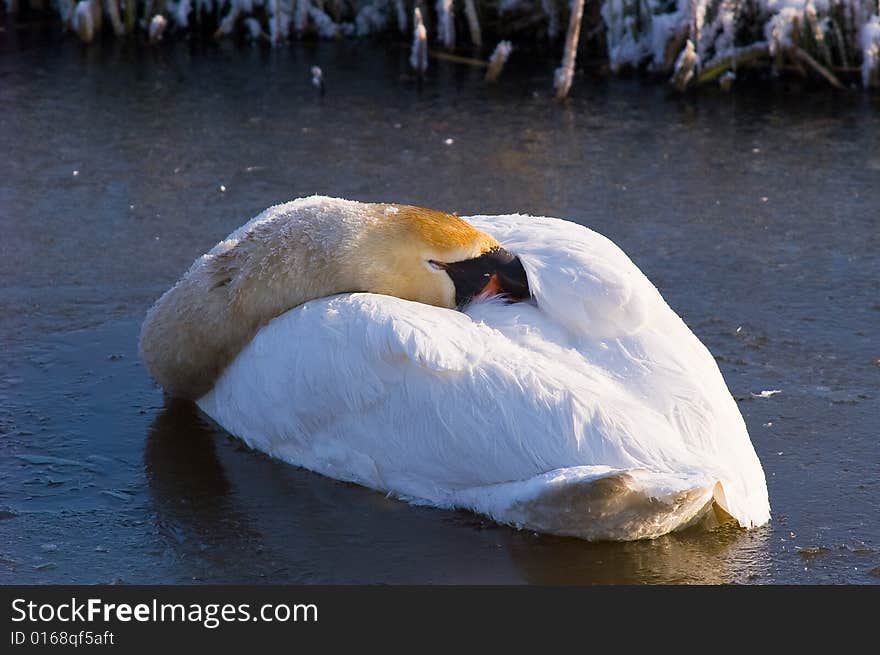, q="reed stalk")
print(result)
[463,0,482,47]
[394,0,407,34]
[436,0,455,50]
[485,40,512,81]
[554,0,586,99]
[411,8,428,75]
[124,0,135,33]
[790,45,845,88]
[697,43,769,84]
[429,49,487,66]
[105,0,125,36]
[149,14,167,43]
